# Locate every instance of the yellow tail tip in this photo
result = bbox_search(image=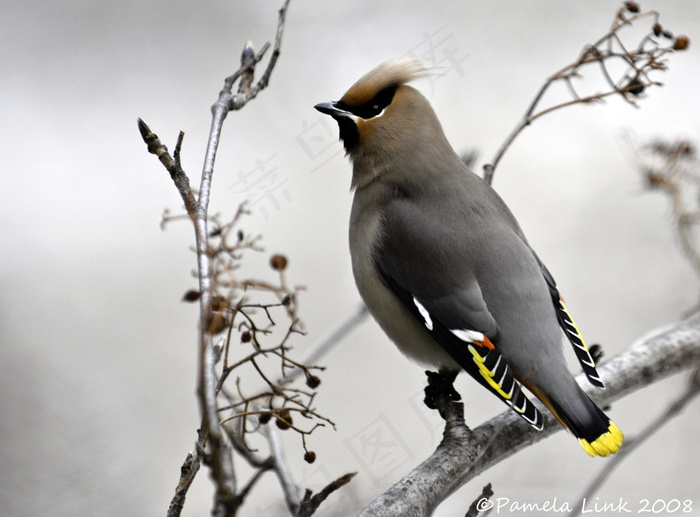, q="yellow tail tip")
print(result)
[579,422,624,457]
